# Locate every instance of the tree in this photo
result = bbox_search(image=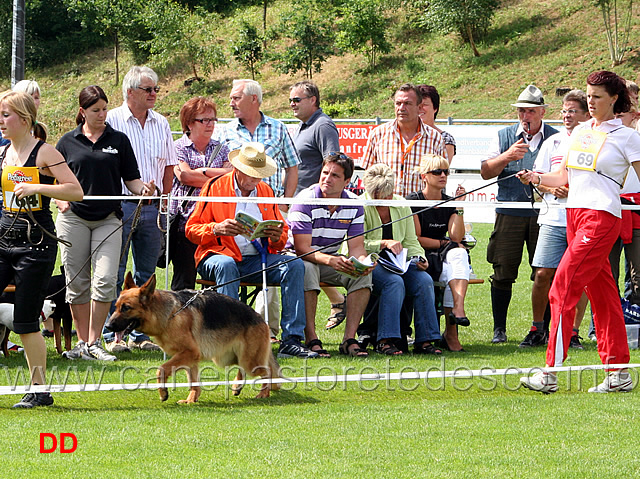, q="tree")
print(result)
[593,0,635,66]
[270,2,336,79]
[66,0,149,84]
[233,23,264,80]
[420,0,499,57]
[142,1,226,80]
[336,0,391,69]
